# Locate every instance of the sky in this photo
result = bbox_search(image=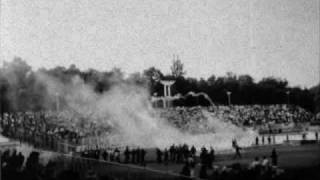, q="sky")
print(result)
[0,0,319,88]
